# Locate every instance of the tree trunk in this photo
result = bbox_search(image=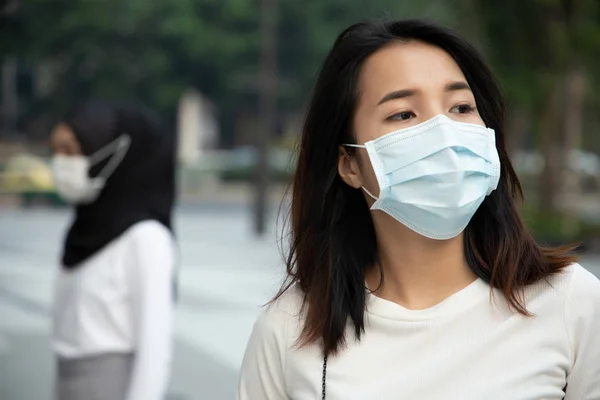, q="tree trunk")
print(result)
[559,0,585,237]
[254,0,278,236]
[539,79,563,214]
[561,64,585,237]
[1,57,19,138]
[506,107,530,157]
